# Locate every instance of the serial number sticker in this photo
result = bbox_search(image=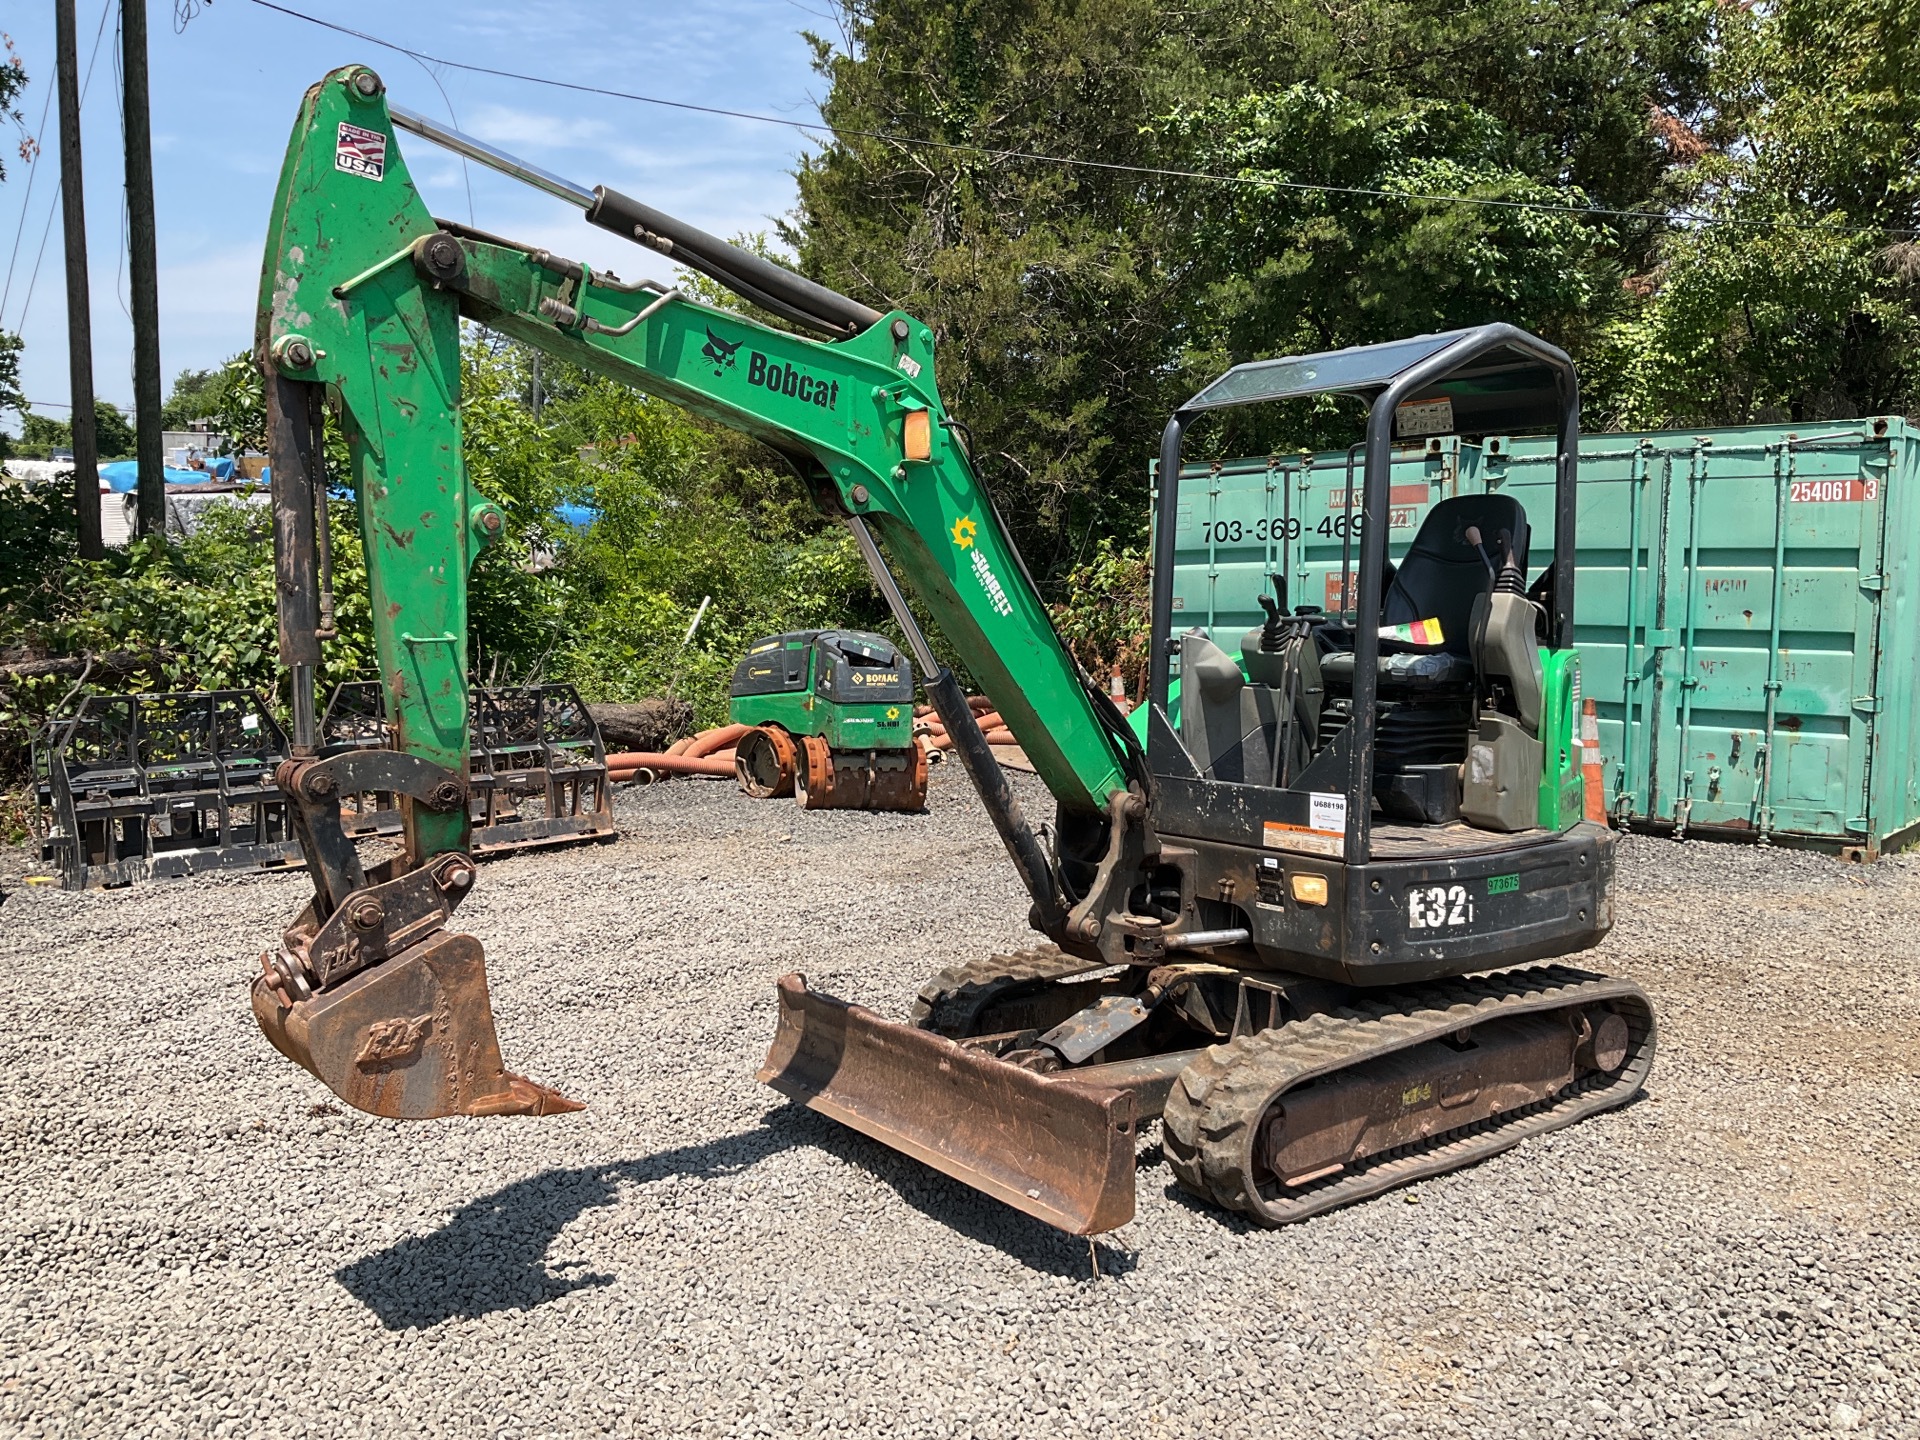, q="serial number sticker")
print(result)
[334,122,388,181]
[1264,792,1348,859]
[1790,478,1878,503]
[1408,883,1474,929]
[1487,873,1520,895]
